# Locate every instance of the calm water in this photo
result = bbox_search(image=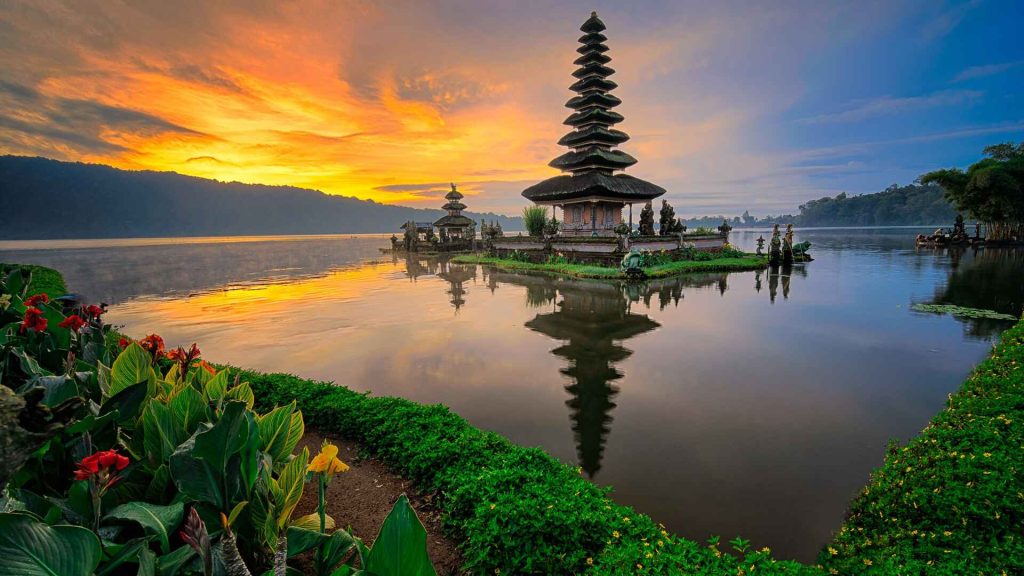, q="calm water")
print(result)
[2,229,1022,562]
